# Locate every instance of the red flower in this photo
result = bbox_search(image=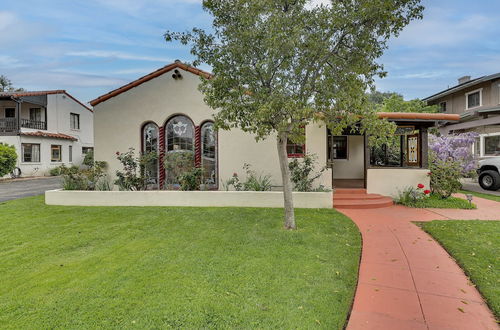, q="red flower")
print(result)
[427,172,432,176]
[424,190,431,195]
[115,151,120,156]
[417,183,425,189]
[233,172,238,177]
